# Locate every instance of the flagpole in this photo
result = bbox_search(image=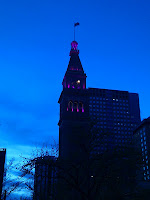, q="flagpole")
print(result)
[74,22,79,41]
